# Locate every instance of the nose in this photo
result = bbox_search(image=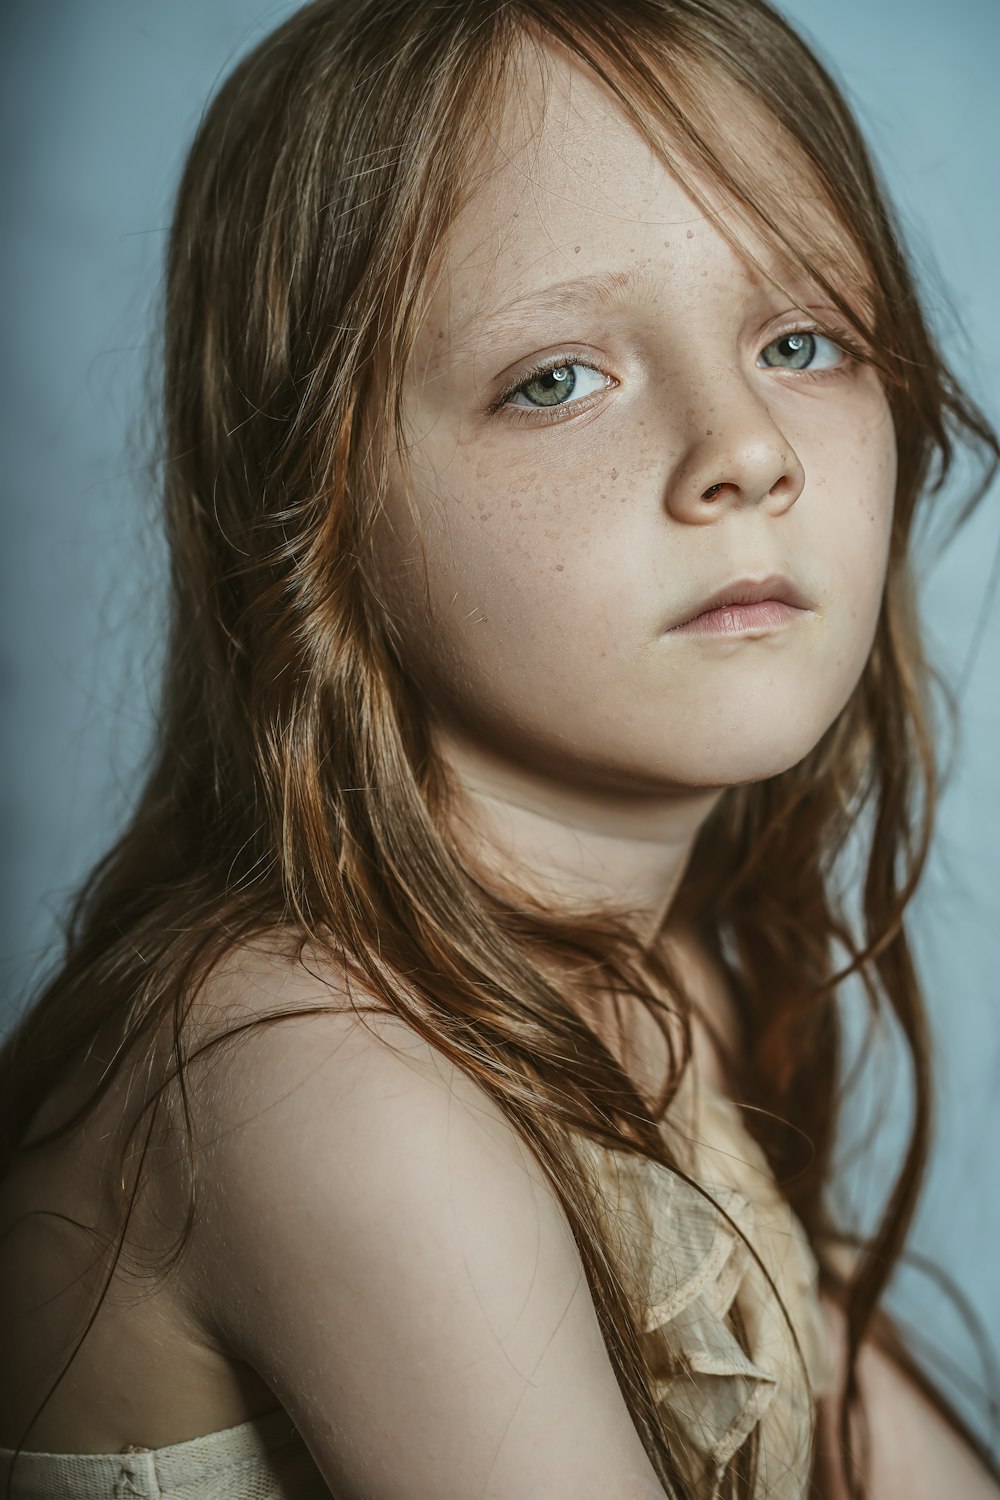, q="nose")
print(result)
[663,388,805,525]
